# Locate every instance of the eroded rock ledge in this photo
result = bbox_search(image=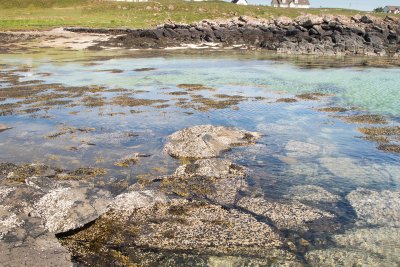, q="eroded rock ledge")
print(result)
[67,14,400,56]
